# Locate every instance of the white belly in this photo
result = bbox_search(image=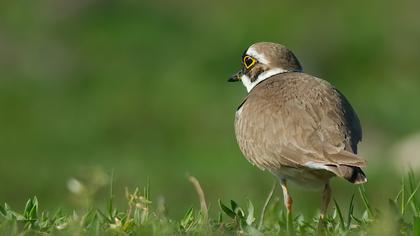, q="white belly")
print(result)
[274,166,332,190]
